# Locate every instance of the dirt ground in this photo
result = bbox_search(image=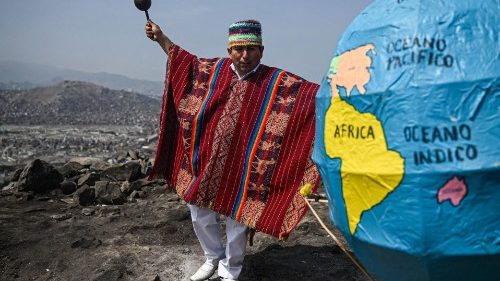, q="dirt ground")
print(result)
[0,188,368,281]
